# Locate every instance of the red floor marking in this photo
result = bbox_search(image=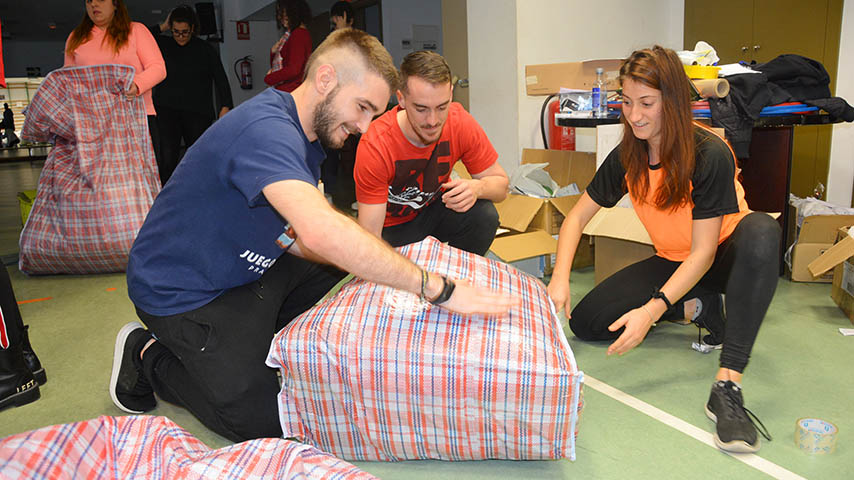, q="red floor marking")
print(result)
[17,297,53,305]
